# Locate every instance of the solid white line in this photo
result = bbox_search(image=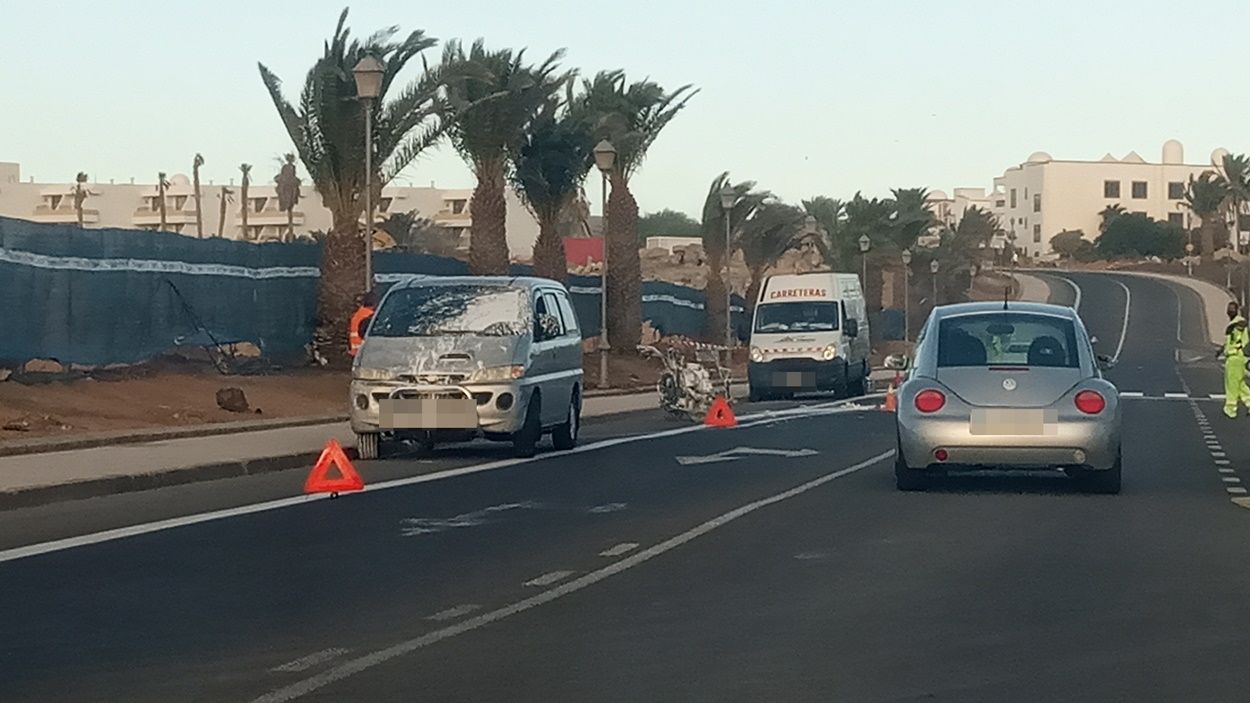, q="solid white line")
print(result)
[0,399,876,566]
[249,450,894,703]
[599,542,640,557]
[425,604,480,622]
[523,570,576,587]
[1228,487,1248,495]
[1111,279,1132,363]
[1060,275,1082,311]
[1211,394,1227,400]
[270,649,349,674]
